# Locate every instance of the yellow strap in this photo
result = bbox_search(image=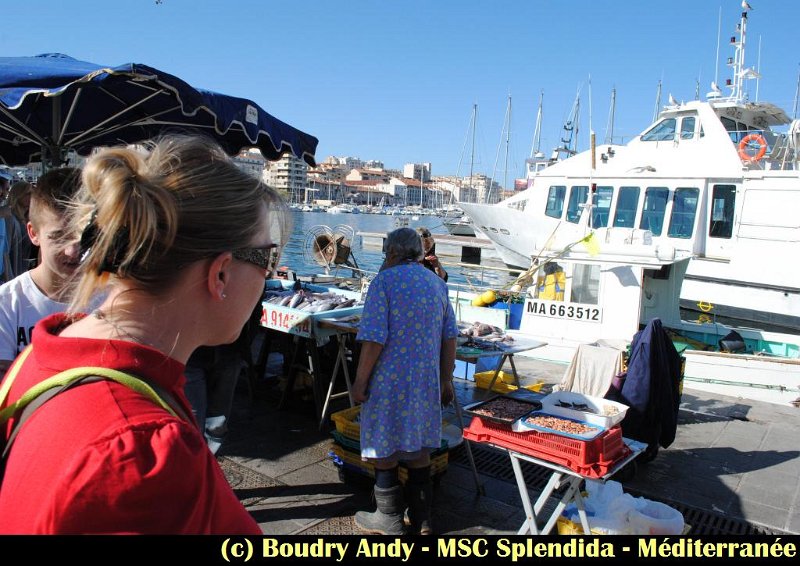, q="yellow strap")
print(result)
[0,346,33,409]
[0,364,179,424]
